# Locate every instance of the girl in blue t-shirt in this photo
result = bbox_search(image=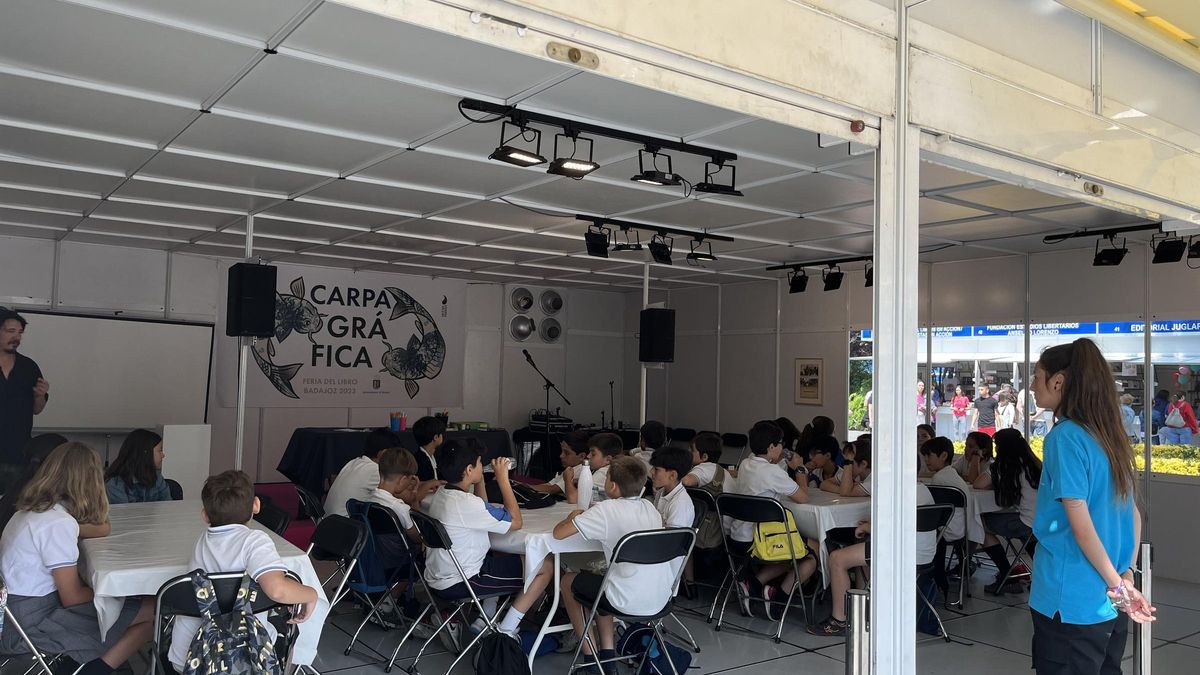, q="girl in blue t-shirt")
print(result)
[1029,338,1155,675]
